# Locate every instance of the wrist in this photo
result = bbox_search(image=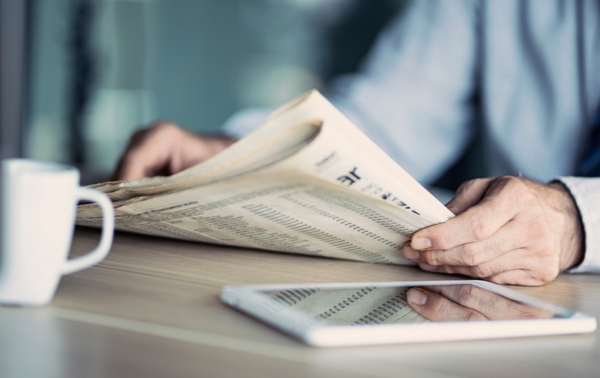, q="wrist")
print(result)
[548,181,585,270]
